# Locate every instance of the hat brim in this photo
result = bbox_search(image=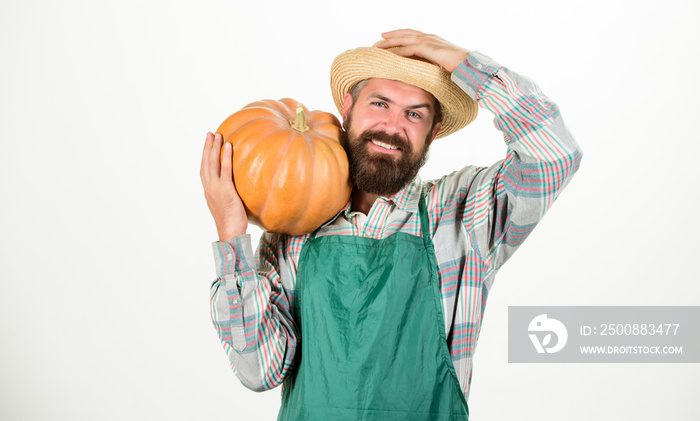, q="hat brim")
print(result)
[330,47,478,139]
